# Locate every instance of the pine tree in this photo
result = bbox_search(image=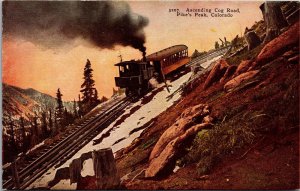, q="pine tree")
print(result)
[55,88,64,128]
[81,59,95,104]
[9,115,17,157]
[63,107,70,126]
[54,111,58,135]
[29,128,35,148]
[48,109,53,135]
[80,59,99,112]
[78,94,83,117]
[93,89,100,106]
[31,114,39,146]
[20,116,28,151]
[41,111,48,139]
[73,99,78,118]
